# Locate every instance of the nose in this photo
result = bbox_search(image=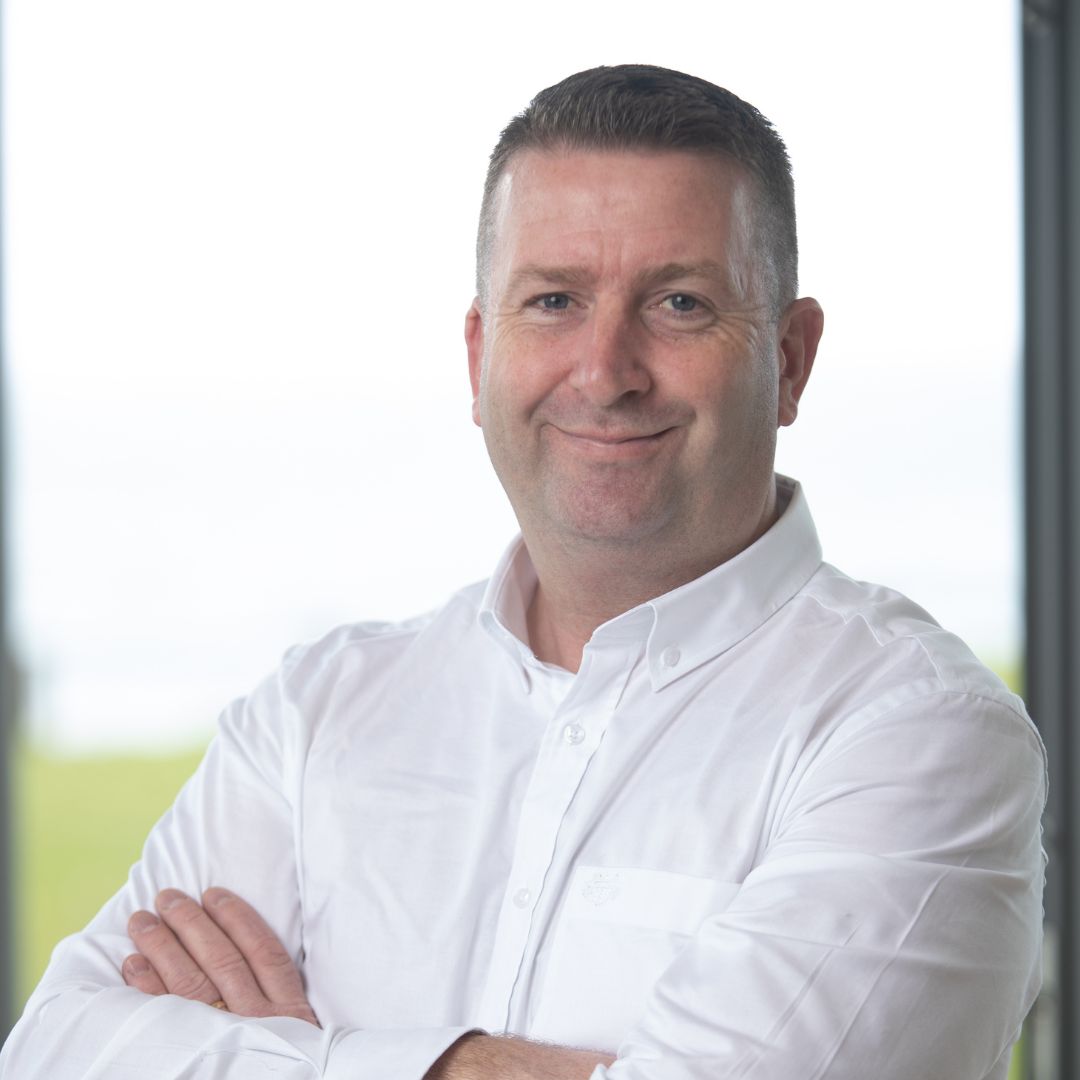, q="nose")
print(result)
[567,303,652,406]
